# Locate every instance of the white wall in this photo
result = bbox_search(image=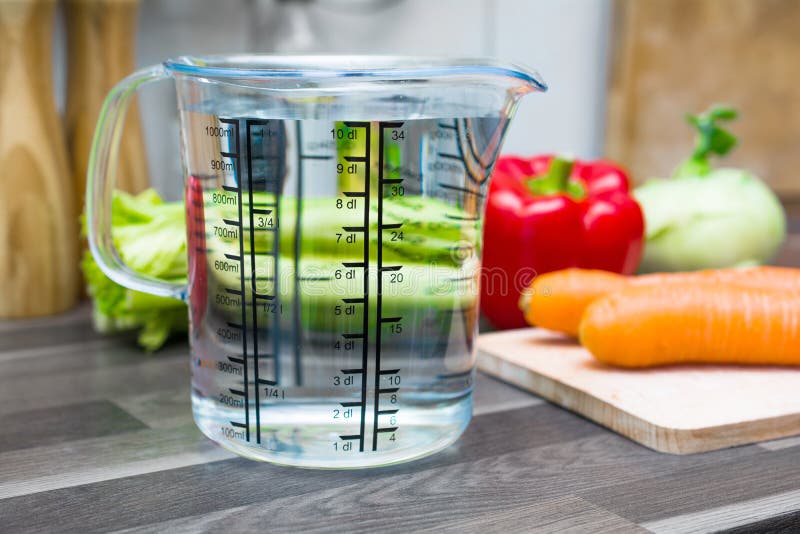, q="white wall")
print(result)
[55,0,612,199]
